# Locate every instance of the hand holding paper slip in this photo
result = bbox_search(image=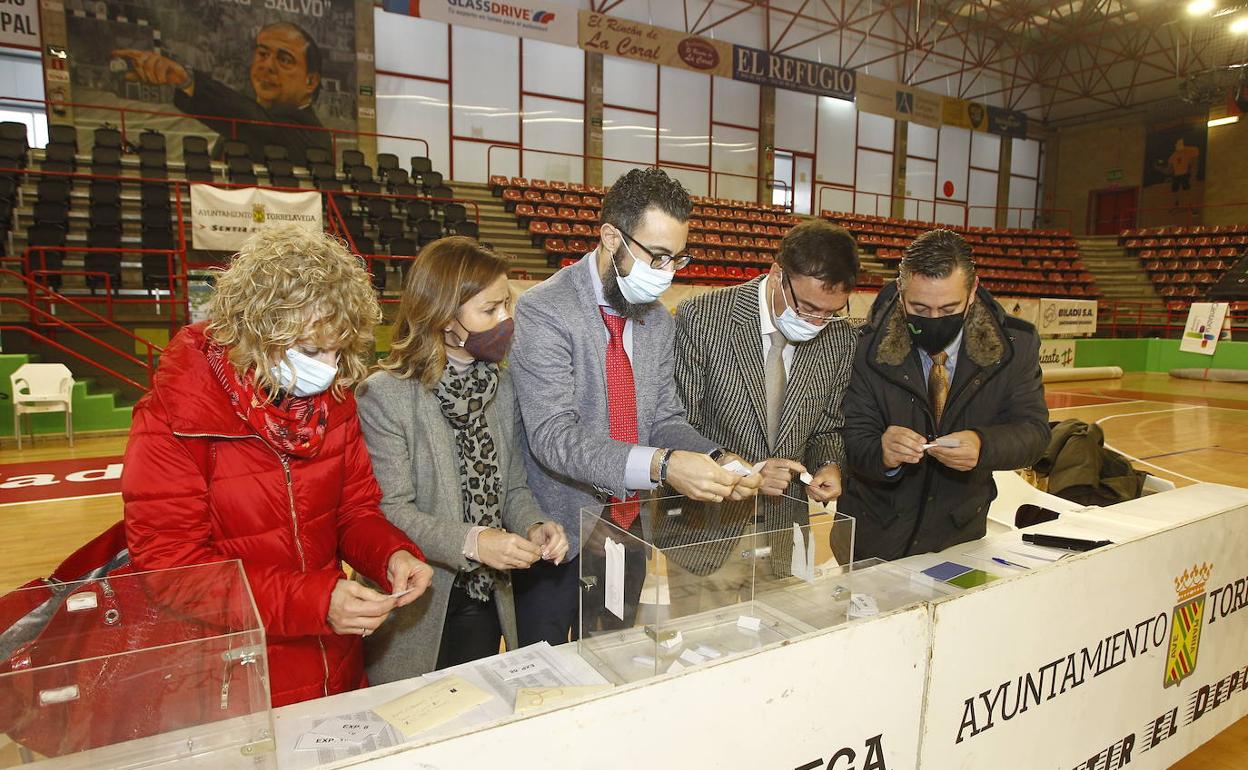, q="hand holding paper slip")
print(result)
[921,437,962,451]
[373,675,492,737]
[723,459,767,477]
